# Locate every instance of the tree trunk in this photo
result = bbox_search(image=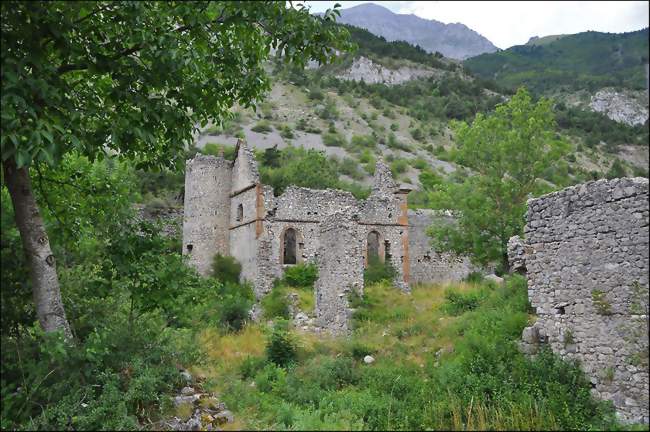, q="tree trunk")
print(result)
[2,158,73,341]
